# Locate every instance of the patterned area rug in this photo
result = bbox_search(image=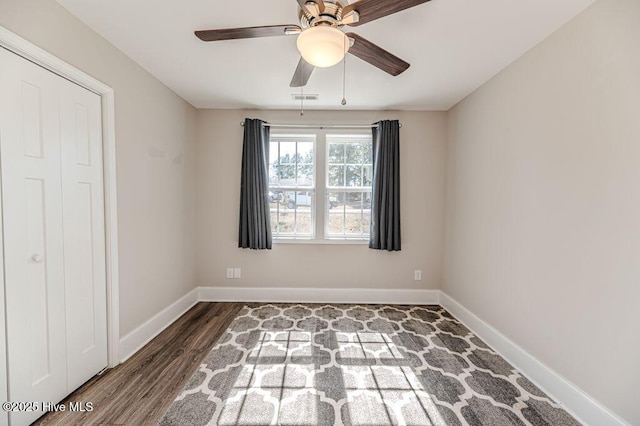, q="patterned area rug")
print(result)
[160,304,579,425]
